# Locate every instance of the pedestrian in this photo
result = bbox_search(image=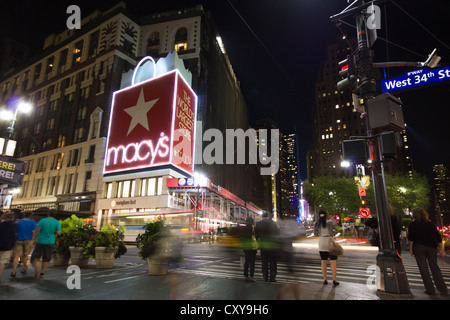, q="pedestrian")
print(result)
[255,212,280,282]
[400,227,408,248]
[408,207,448,295]
[33,209,61,280]
[11,211,37,277]
[314,209,339,286]
[389,206,402,255]
[0,212,16,282]
[238,217,257,282]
